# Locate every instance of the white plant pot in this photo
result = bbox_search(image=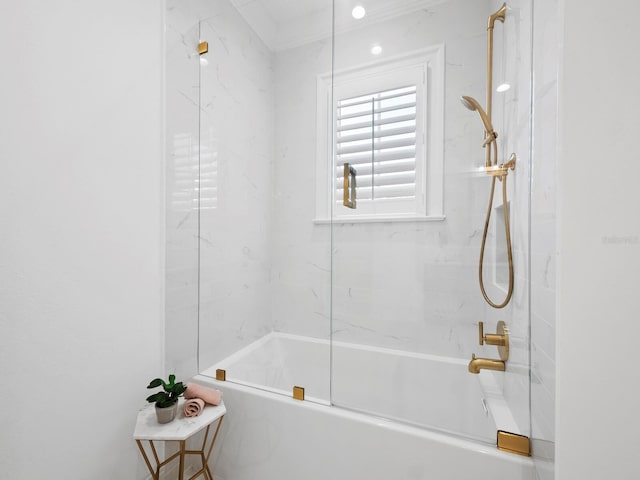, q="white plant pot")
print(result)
[155,403,178,424]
